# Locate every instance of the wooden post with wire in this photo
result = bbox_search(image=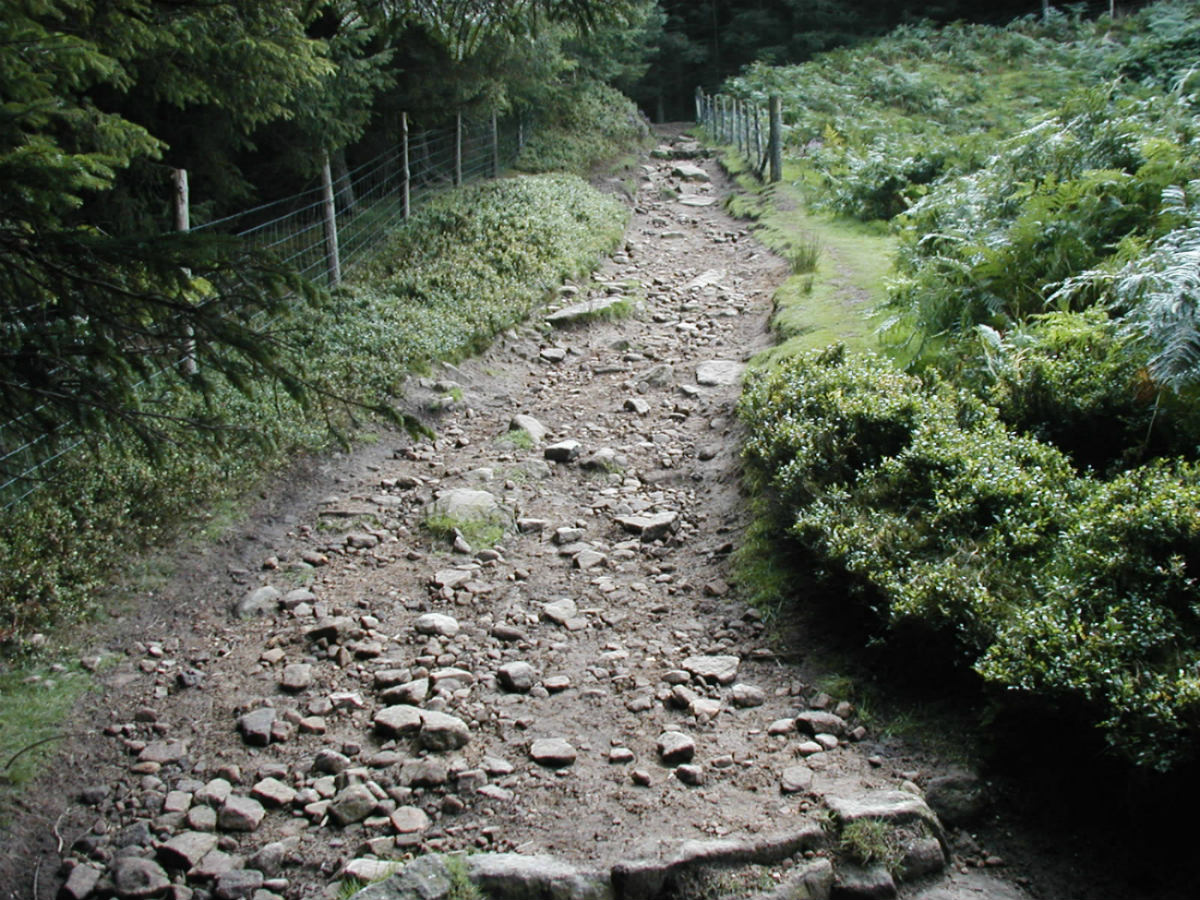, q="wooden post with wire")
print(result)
[768,95,783,184]
[402,112,411,220]
[321,151,341,287]
[491,110,500,178]
[172,167,198,375]
[455,111,463,187]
